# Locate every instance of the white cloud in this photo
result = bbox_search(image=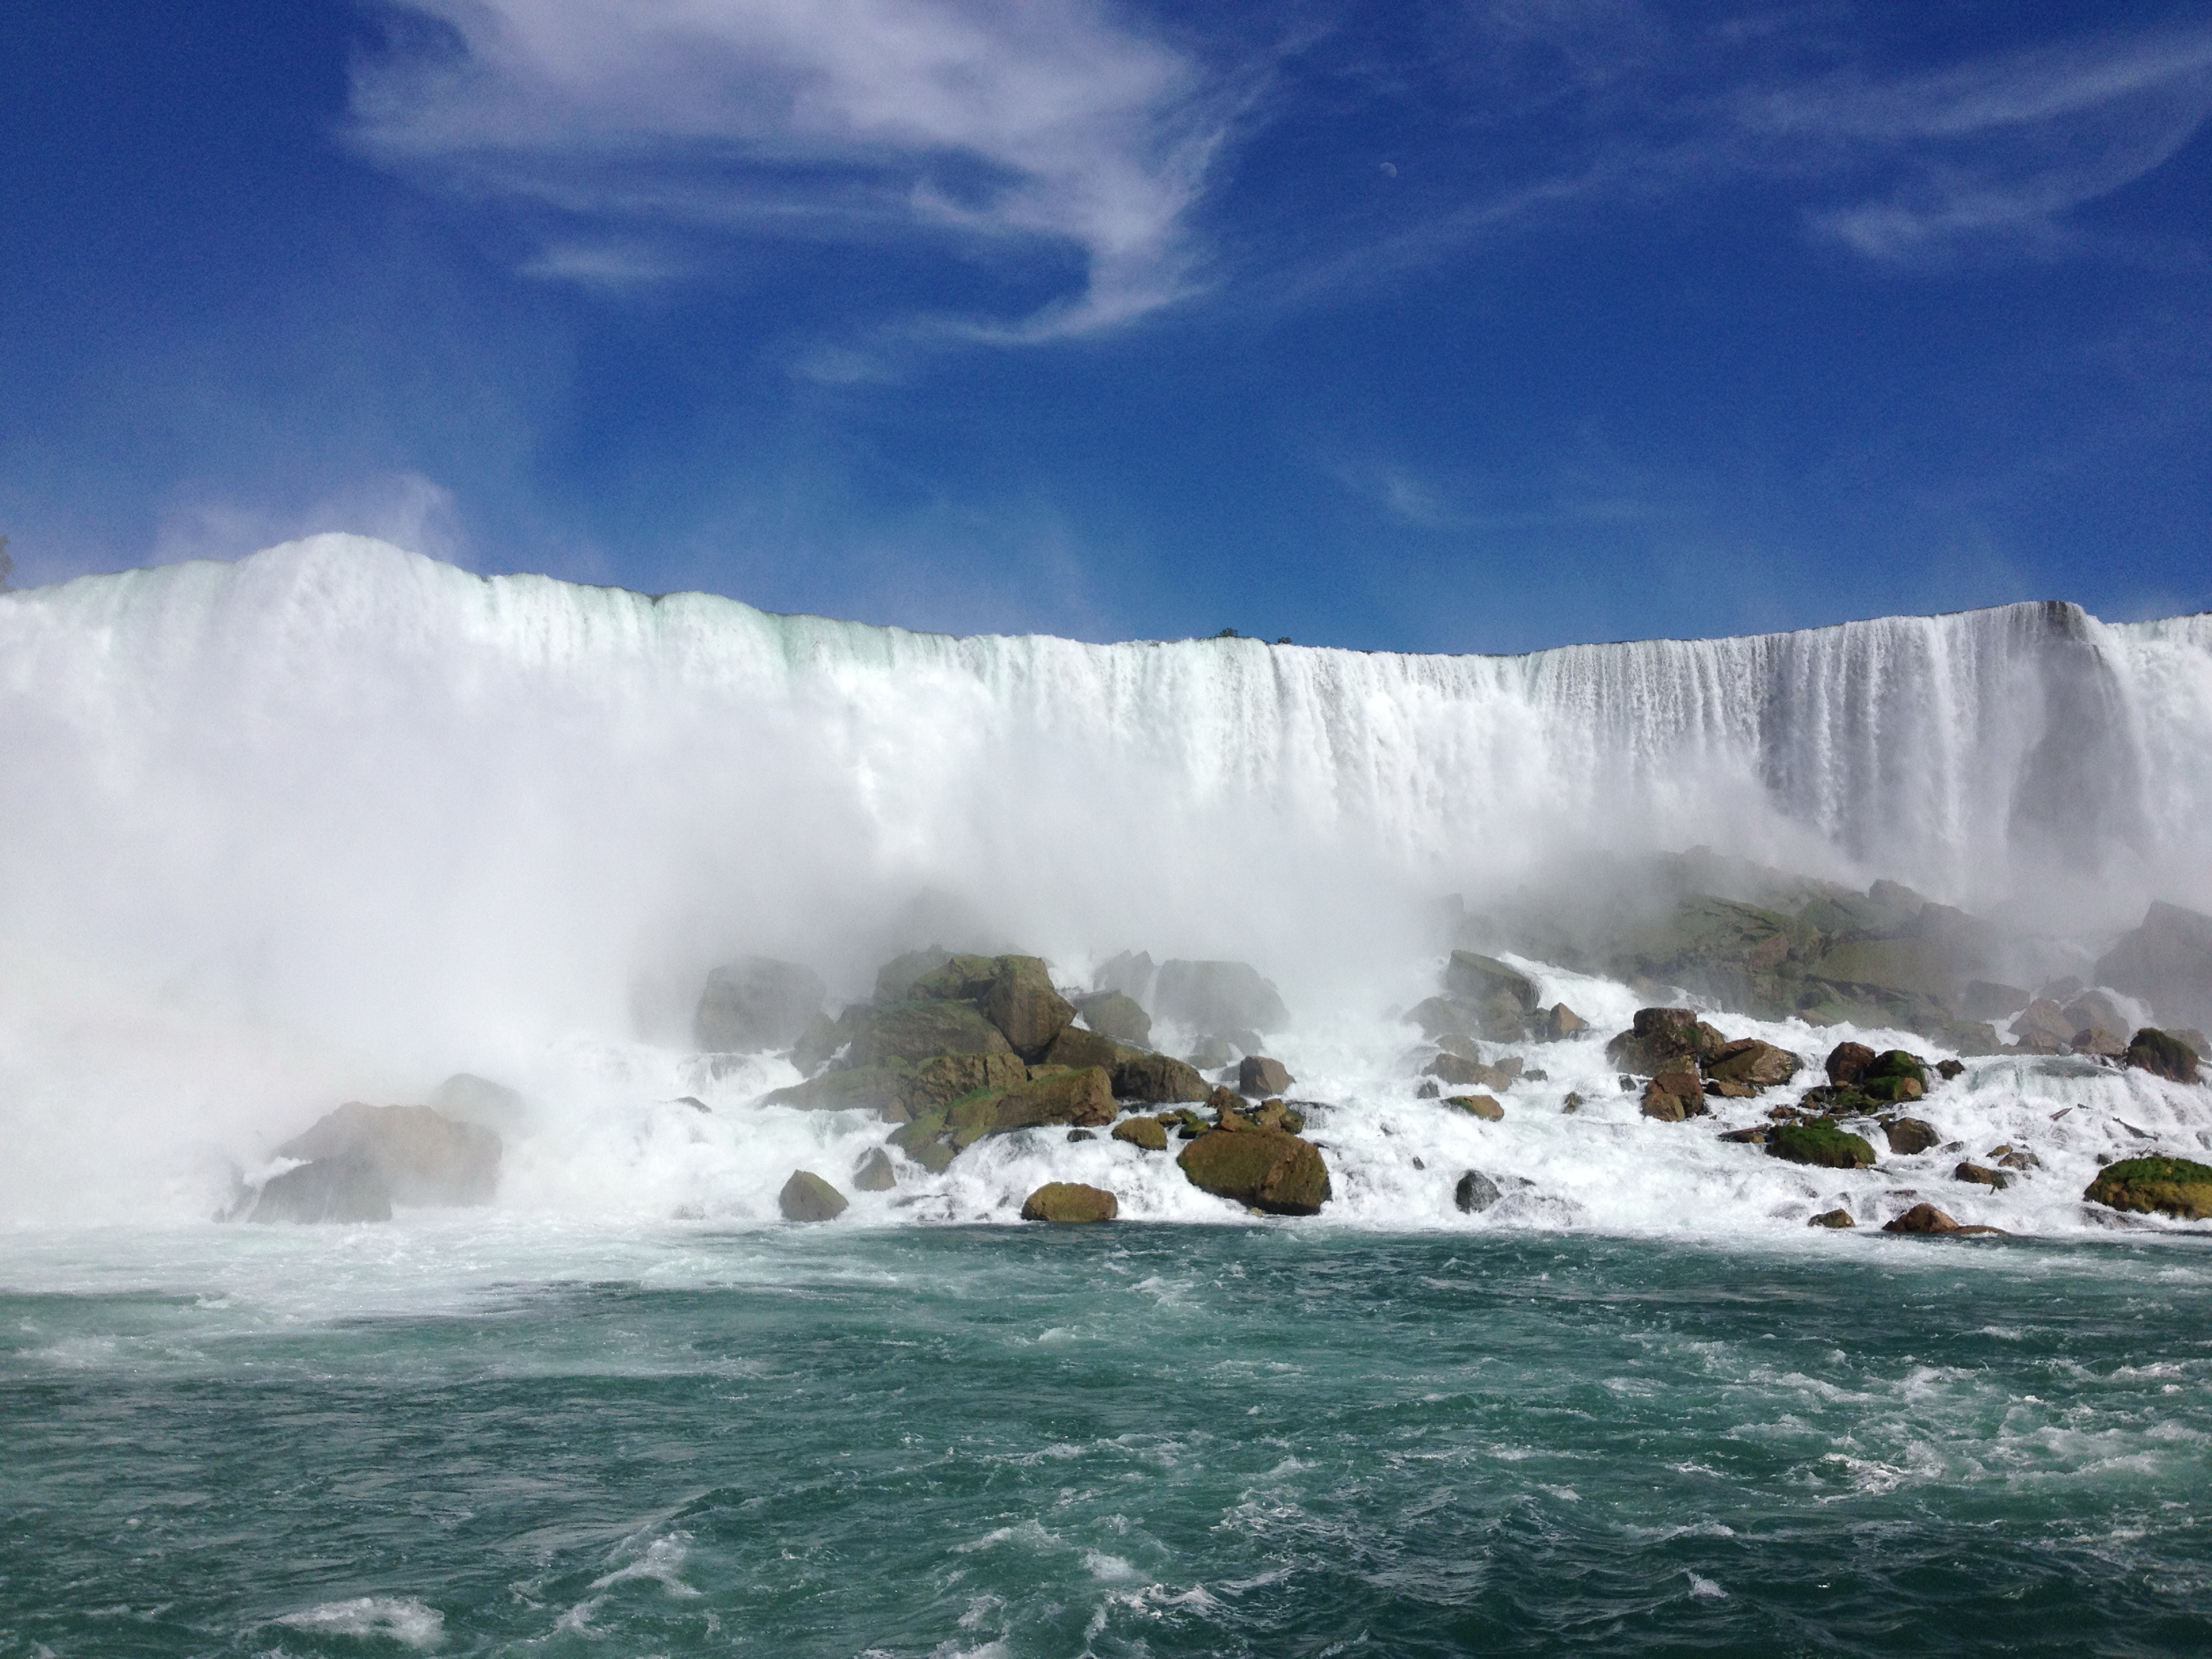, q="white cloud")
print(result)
[353,0,1224,335]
